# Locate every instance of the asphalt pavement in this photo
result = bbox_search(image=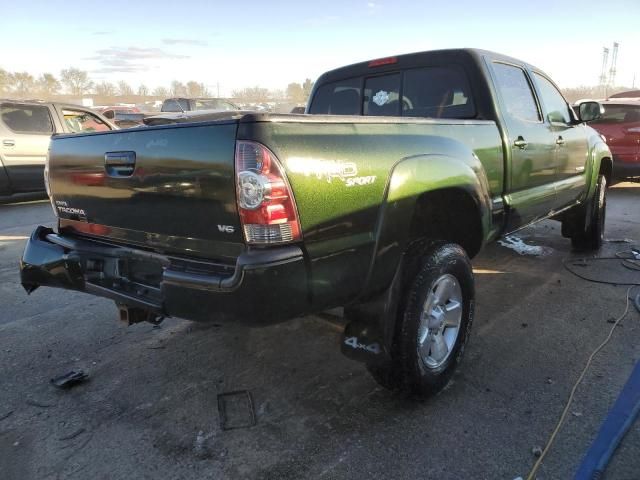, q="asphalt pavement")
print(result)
[0,185,639,480]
